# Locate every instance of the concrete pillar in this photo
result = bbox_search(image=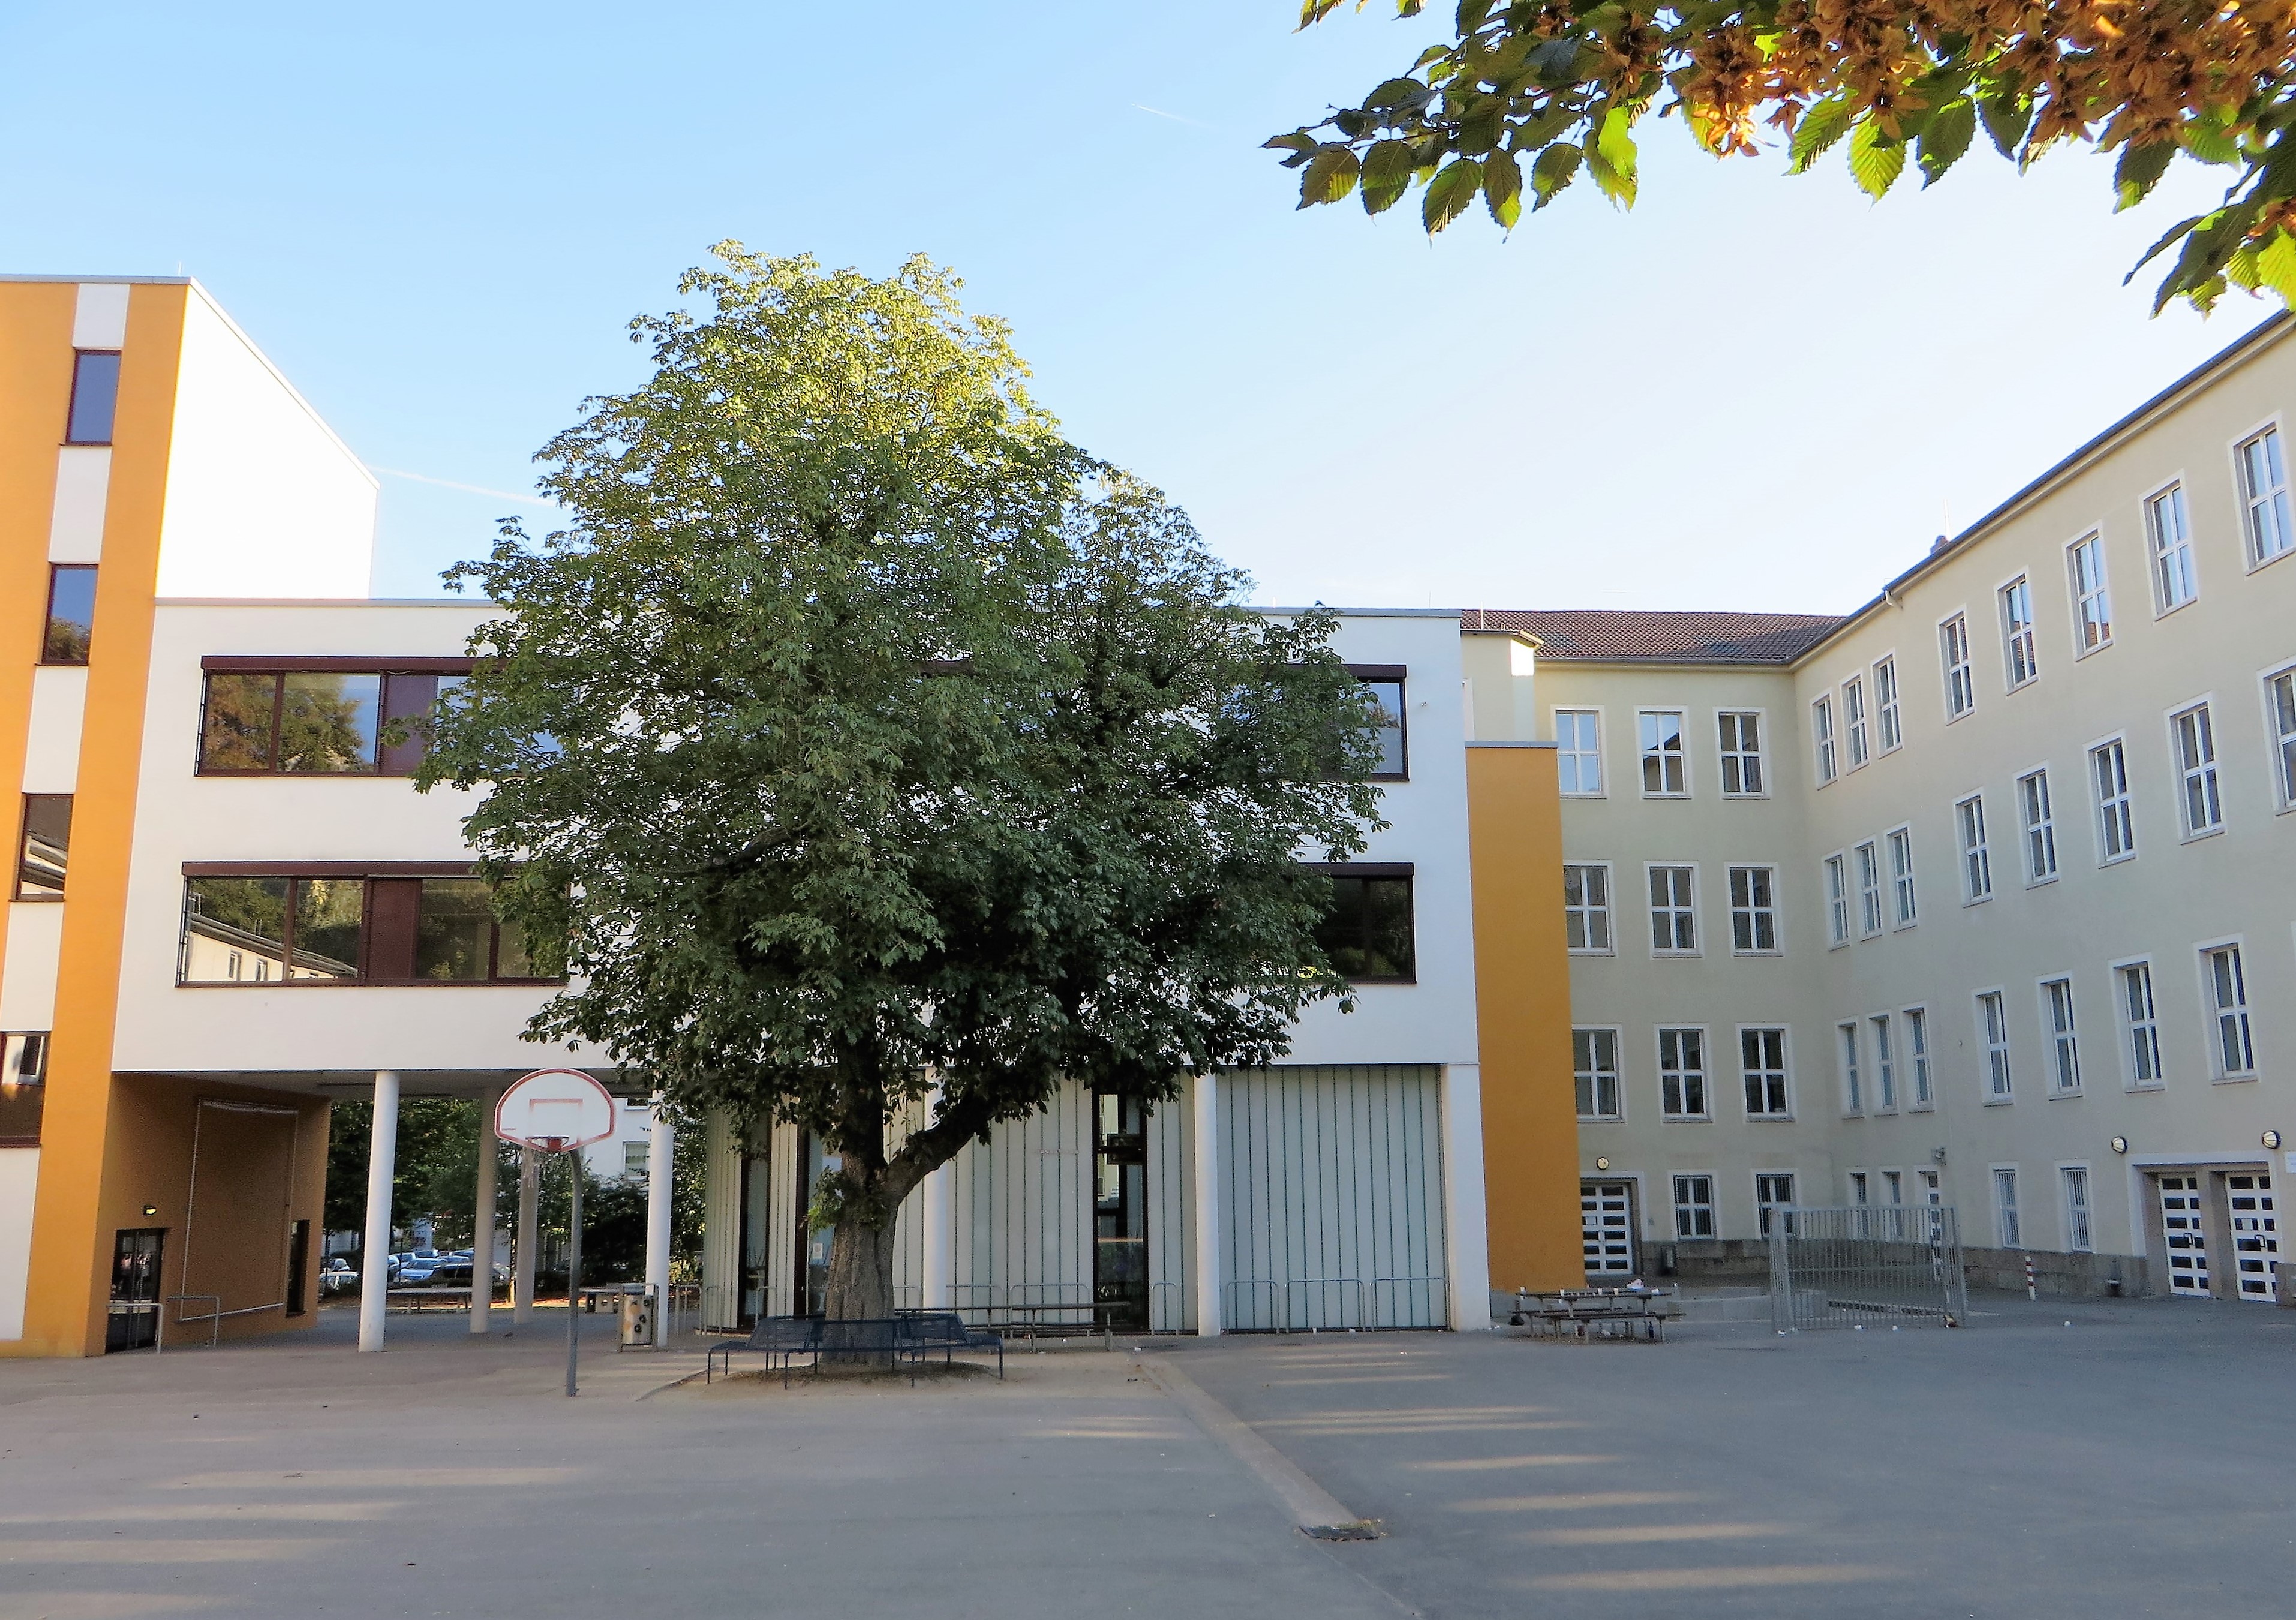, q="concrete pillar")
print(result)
[1441,1063,1494,1332]
[357,1071,400,1354]
[513,1148,539,1324]
[1191,1072,1221,1336]
[643,1102,674,1344]
[921,1161,955,1309]
[469,1089,500,1335]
